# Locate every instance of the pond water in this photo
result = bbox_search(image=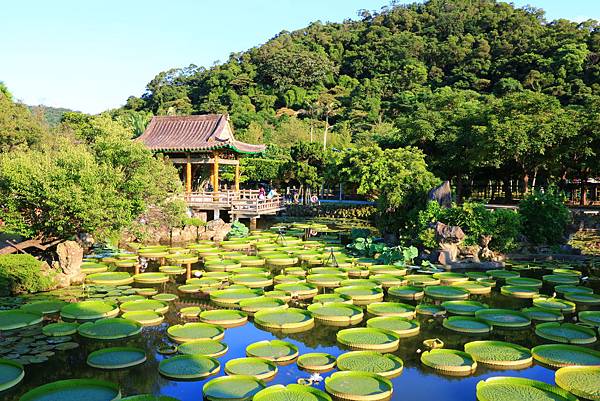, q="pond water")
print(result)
[1,223,598,401]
